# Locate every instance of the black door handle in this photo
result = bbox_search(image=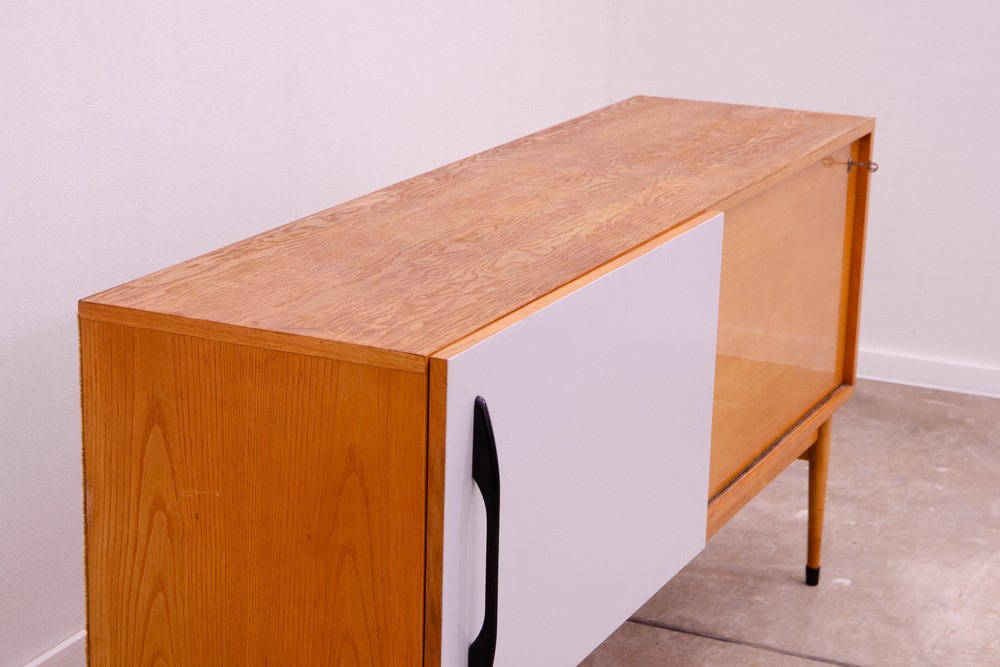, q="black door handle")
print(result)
[469,396,500,667]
